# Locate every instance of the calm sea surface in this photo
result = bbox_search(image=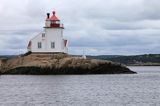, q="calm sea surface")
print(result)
[0,66,160,106]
